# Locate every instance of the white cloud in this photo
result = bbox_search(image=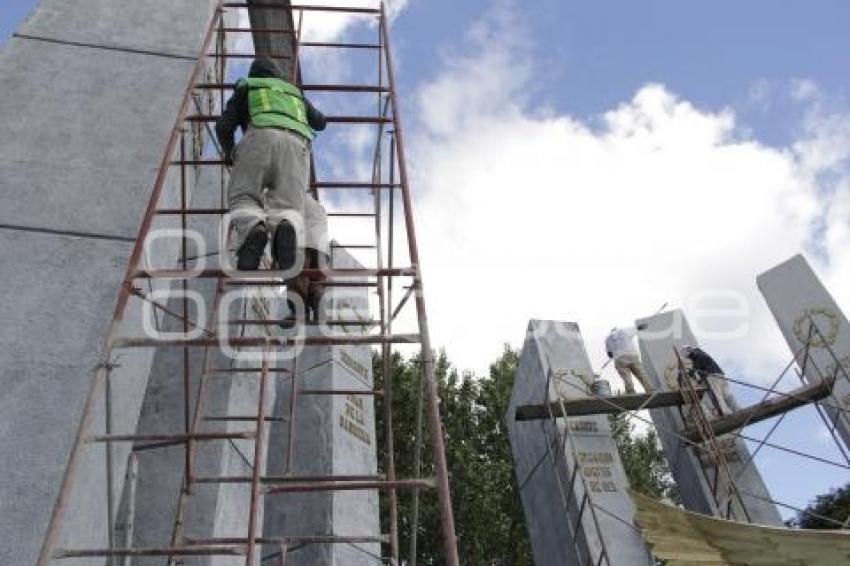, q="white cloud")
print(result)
[294,0,407,42]
[400,2,850,390]
[229,0,408,58]
[790,78,820,102]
